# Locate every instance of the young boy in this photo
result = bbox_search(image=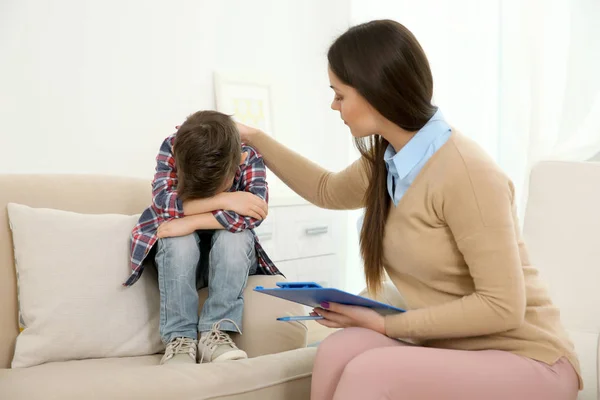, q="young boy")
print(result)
[125,110,280,365]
